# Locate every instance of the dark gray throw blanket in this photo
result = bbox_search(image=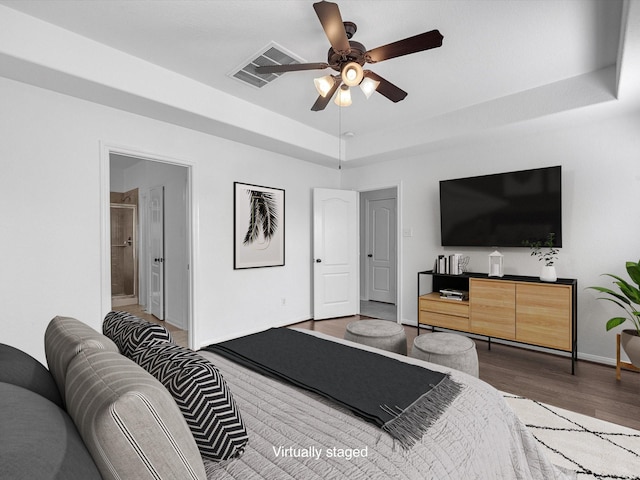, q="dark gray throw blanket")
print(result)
[204,328,463,449]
